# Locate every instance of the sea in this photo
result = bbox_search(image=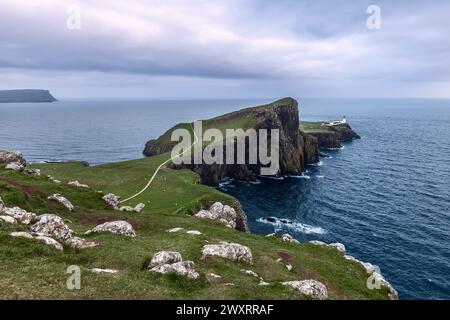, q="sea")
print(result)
[0,98,449,299]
